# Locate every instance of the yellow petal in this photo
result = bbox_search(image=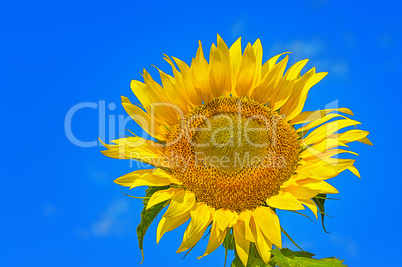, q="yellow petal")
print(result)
[300,147,358,160]
[214,209,237,232]
[236,42,257,97]
[113,168,175,189]
[337,129,370,144]
[208,35,231,98]
[282,184,320,199]
[121,97,168,141]
[157,211,190,243]
[261,52,291,78]
[238,210,254,242]
[229,37,242,94]
[313,130,370,152]
[151,168,182,185]
[177,204,212,253]
[286,59,309,80]
[266,191,305,210]
[100,137,166,167]
[250,216,272,263]
[266,55,289,100]
[270,59,309,111]
[308,158,355,171]
[233,220,250,266]
[191,41,212,103]
[278,67,315,115]
[140,69,181,125]
[187,204,214,238]
[129,80,151,114]
[142,68,164,93]
[296,159,355,180]
[252,39,263,88]
[253,55,289,104]
[146,188,180,209]
[357,136,373,146]
[290,107,354,125]
[200,221,227,258]
[129,79,177,126]
[172,56,203,107]
[296,113,348,133]
[289,166,339,182]
[310,137,348,152]
[156,66,189,114]
[317,148,359,159]
[163,55,192,109]
[281,70,328,120]
[163,190,196,218]
[303,118,361,145]
[270,79,293,111]
[253,206,282,248]
[297,179,339,194]
[299,198,318,219]
[348,165,361,178]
